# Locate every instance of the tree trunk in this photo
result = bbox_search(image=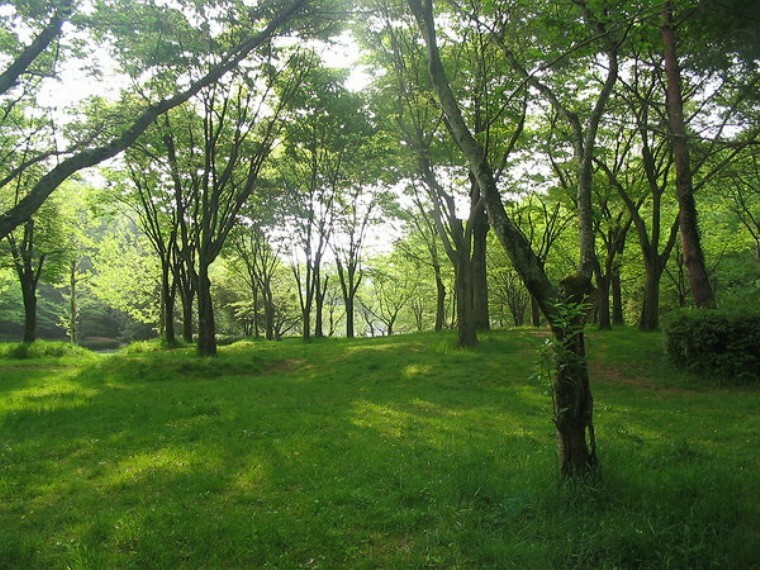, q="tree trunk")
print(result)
[21,276,36,344]
[661,4,717,309]
[595,271,611,330]
[455,255,478,347]
[530,296,541,327]
[252,284,260,339]
[196,264,217,356]
[639,263,662,331]
[471,198,490,331]
[264,292,275,341]
[314,272,326,339]
[302,305,311,341]
[345,295,355,338]
[554,327,597,477]
[611,270,624,326]
[434,269,446,332]
[178,277,195,343]
[161,263,176,346]
[181,295,194,343]
[69,260,77,344]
